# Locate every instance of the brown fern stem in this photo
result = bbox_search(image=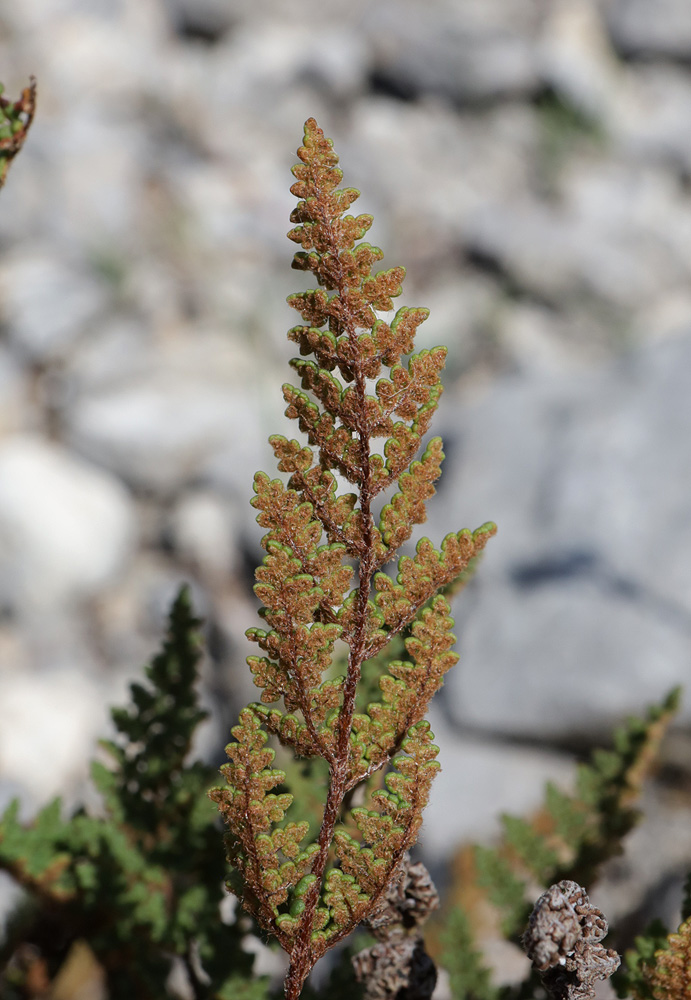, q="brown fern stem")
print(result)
[290,469,365,556]
[284,195,376,997]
